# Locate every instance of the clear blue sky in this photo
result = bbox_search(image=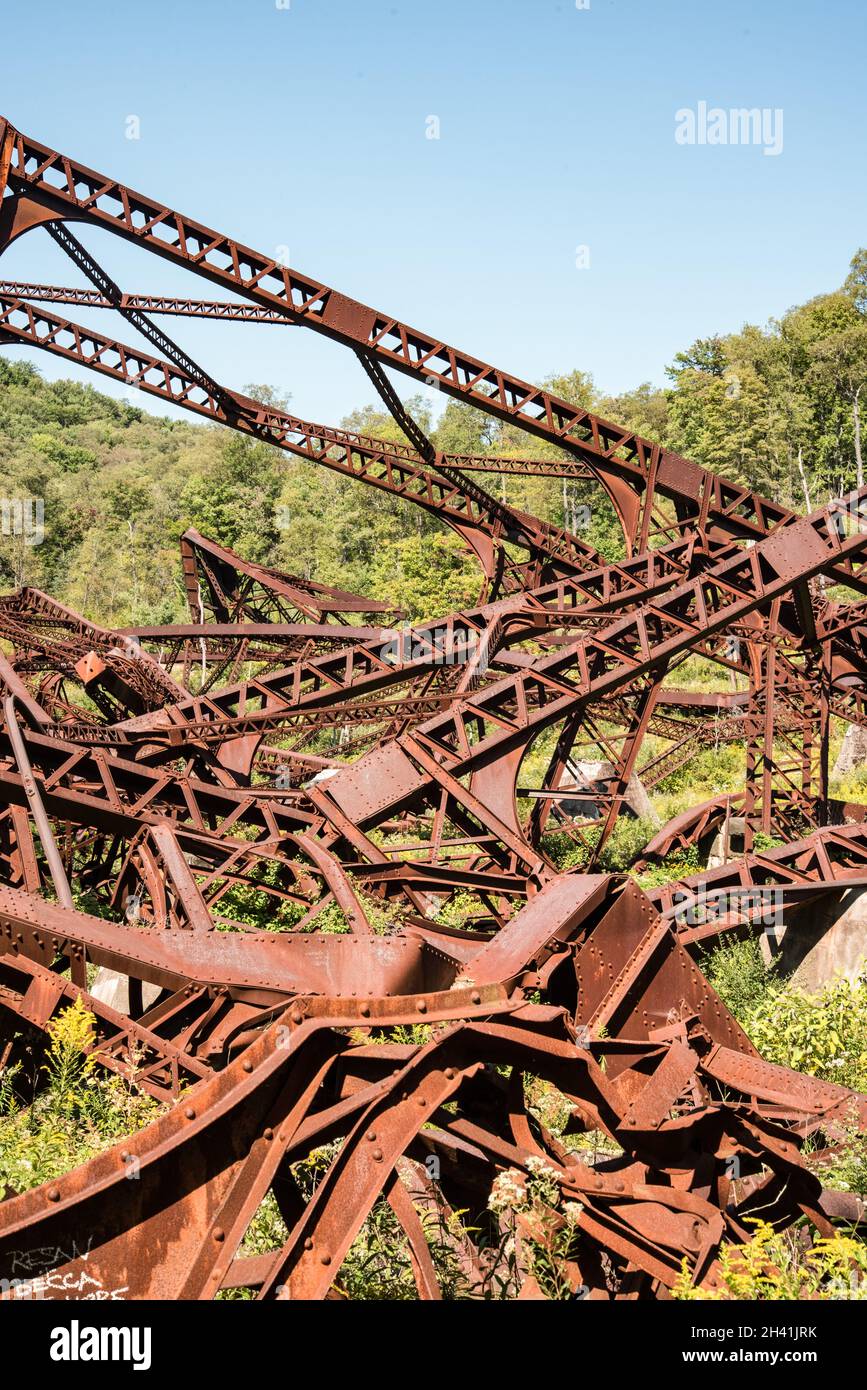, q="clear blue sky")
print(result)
[1,0,864,426]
